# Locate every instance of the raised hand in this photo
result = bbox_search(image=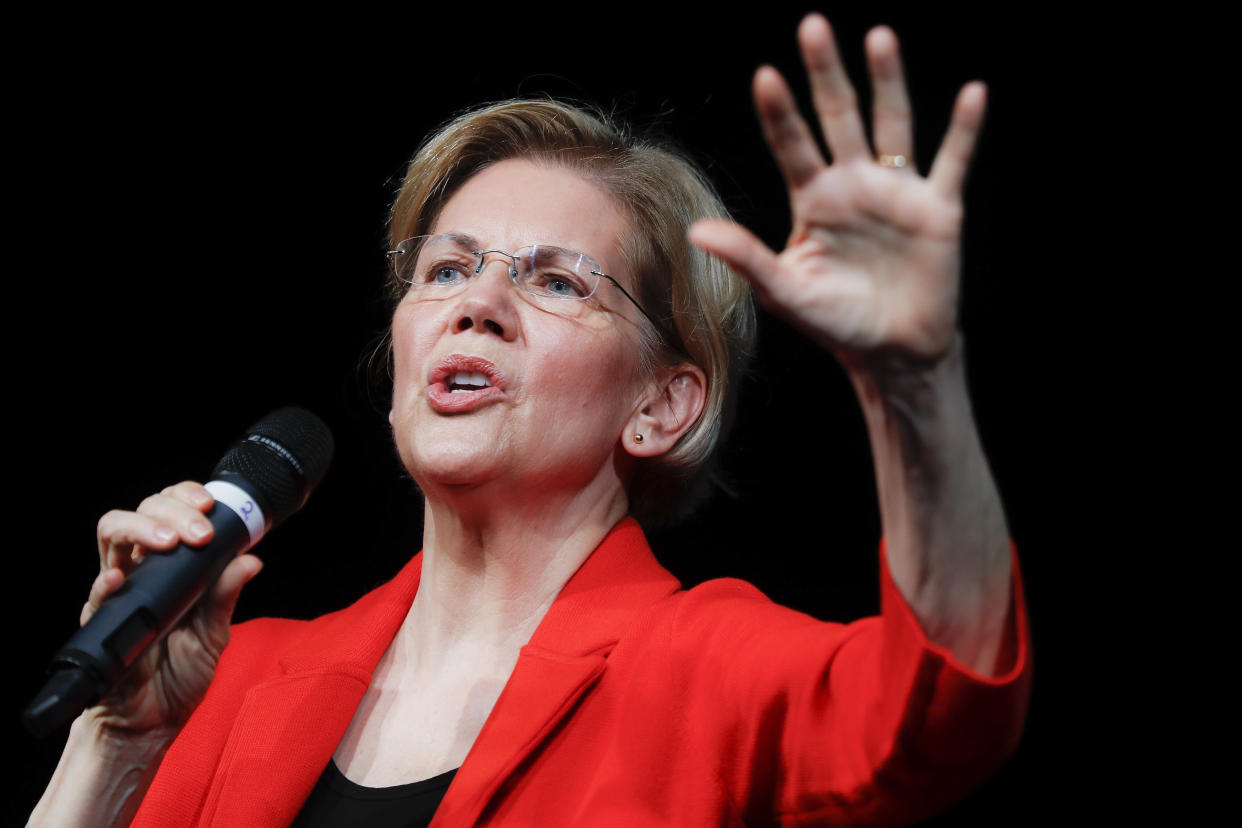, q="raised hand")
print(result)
[87,481,262,734]
[690,14,985,369]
